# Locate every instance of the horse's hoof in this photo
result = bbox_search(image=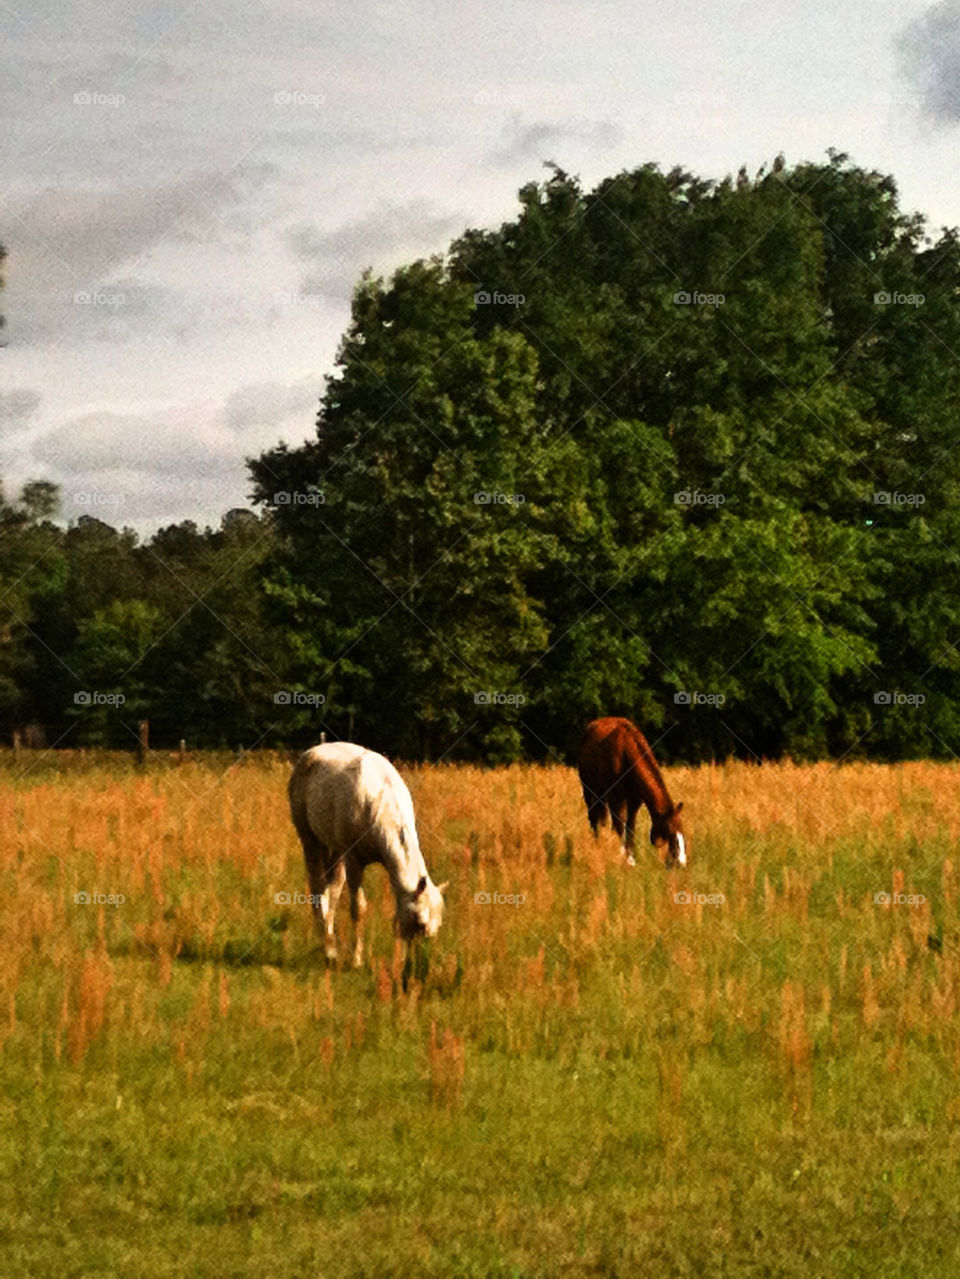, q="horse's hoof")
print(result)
[624,854,636,867]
